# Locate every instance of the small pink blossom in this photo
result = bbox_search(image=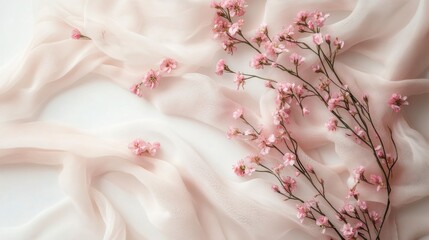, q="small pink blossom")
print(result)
[222,39,237,54]
[272,184,280,192]
[325,34,331,44]
[276,25,294,42]
[159,58,177,73]
[341,223,357,239]
[130,83,142,97]
[369,211,381,223]
[232,107,244,119]
[370,174,384,191]
[347,187,359,199]
[234,72,245,89]
[257,133,275,155]
[251,26,269,46]
[294,11,310,24]
[302,107,310,116]
[222,0,247,17]
[232,159,255,177]
[250,53,269,69]
[282,176,297,192]
[388,93,409,113]
[283,152,296,166]
[296,203,310,223]
[313,33,324,45]
[216,59,226,75]
[129,139,161,157]
[316,216,329,233]
[312,65,323,73]
[328,95,344,111]
[353,166,366,183]
[227,127,241,139]
[228,19,244,36]
[142,69,161,89]
[263,41,287,58]
[289,53,305,66]
[312,11,330,28]
[357,200,367,212]
[71,28,82,39]
[325,117,338,131]
[353,126,366,144]
[334,37,345,50]
[343,203,355,214]
[212,16,230,39]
